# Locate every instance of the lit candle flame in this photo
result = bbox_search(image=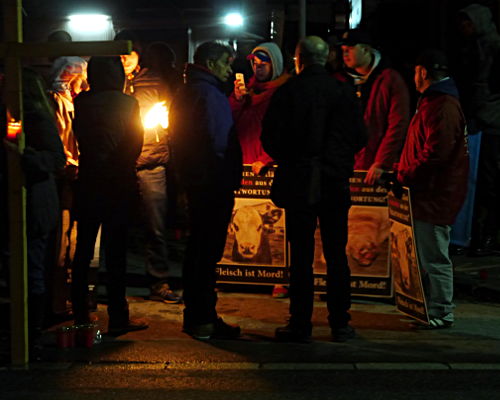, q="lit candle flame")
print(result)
[7,119,22,140]
[143,101,168,130]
